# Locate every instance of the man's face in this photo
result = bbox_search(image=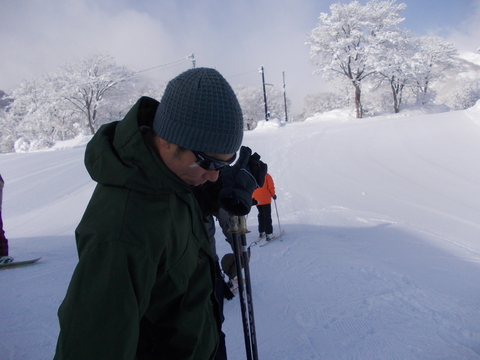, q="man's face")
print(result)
[155,137,235,187]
